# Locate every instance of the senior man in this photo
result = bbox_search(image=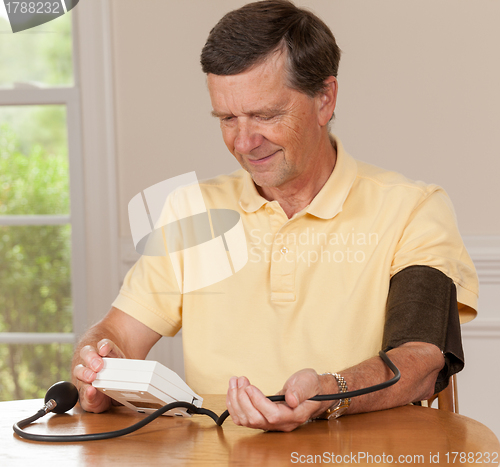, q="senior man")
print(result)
[73,0,478,432]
